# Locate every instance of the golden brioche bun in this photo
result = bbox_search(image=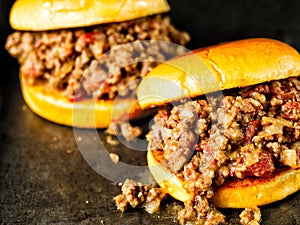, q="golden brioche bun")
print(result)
[147,149,300,208]
[21,75,144,128]
[137,38,300,109]
[10,0,170,31]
